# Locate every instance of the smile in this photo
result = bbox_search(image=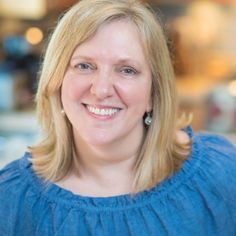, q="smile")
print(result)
[86,105,121,116]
